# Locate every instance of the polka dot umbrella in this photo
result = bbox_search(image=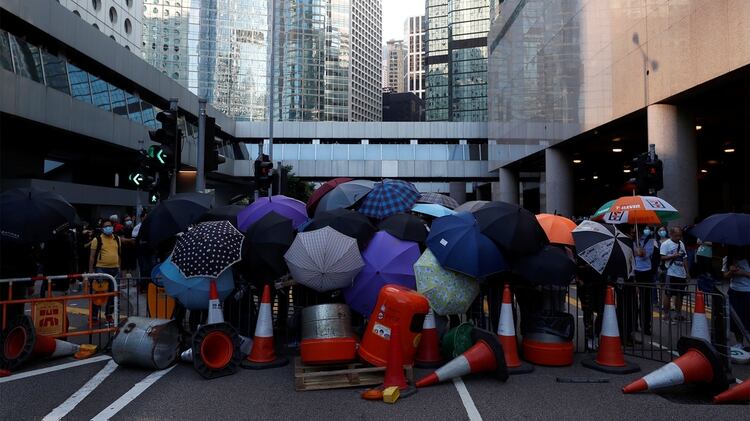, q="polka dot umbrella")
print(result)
[170,220,245,279]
